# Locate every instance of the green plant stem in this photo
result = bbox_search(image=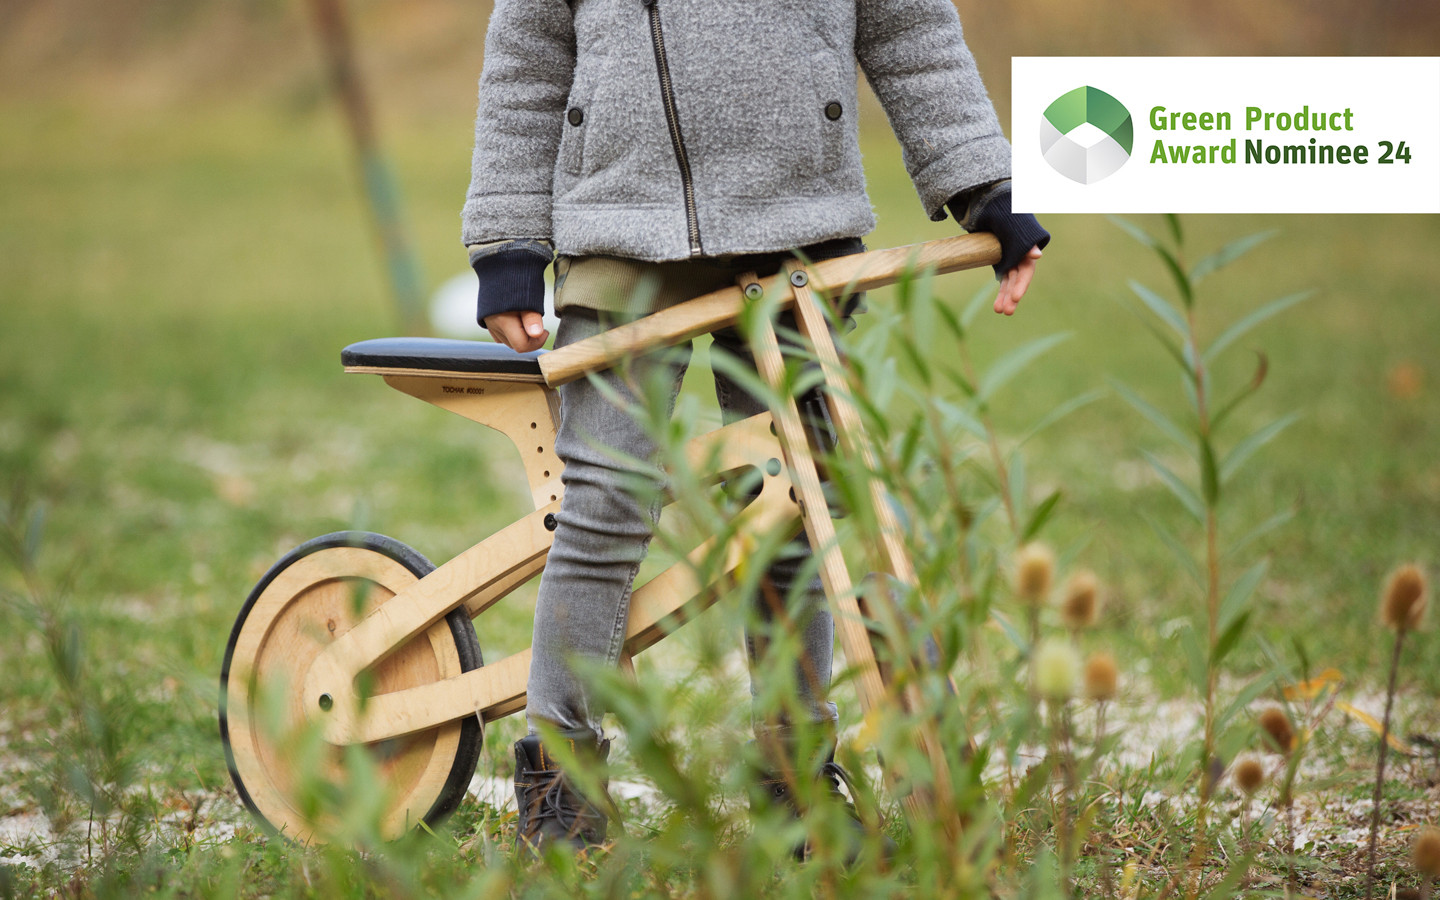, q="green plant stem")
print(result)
[1363,625,1408,900]
[1183,299,1223,900]
[1048,699,1075,898]
[958,342,1018,535]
